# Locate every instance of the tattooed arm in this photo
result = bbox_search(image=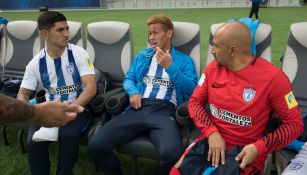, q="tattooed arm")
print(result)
[0,94,83,127]
[0,94,35,124]
[17,87,34,102]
